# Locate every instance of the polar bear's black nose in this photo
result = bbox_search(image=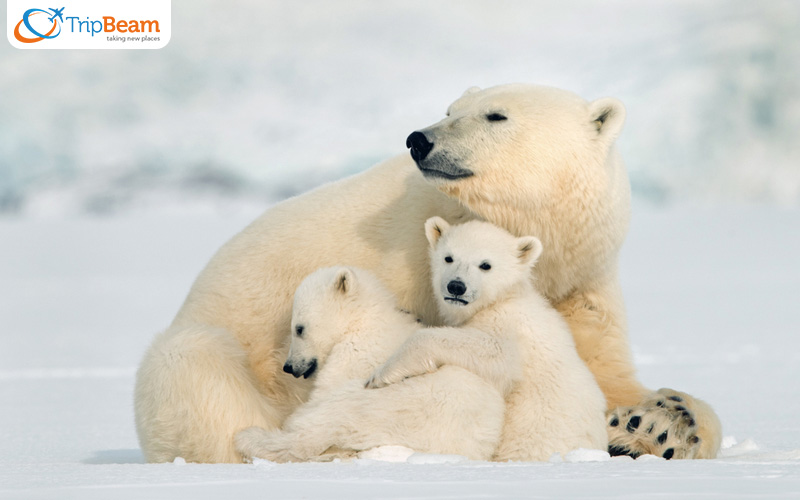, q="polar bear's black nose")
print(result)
[447,280,467,296]
[407,131,433,162]
[283,362,293,374]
